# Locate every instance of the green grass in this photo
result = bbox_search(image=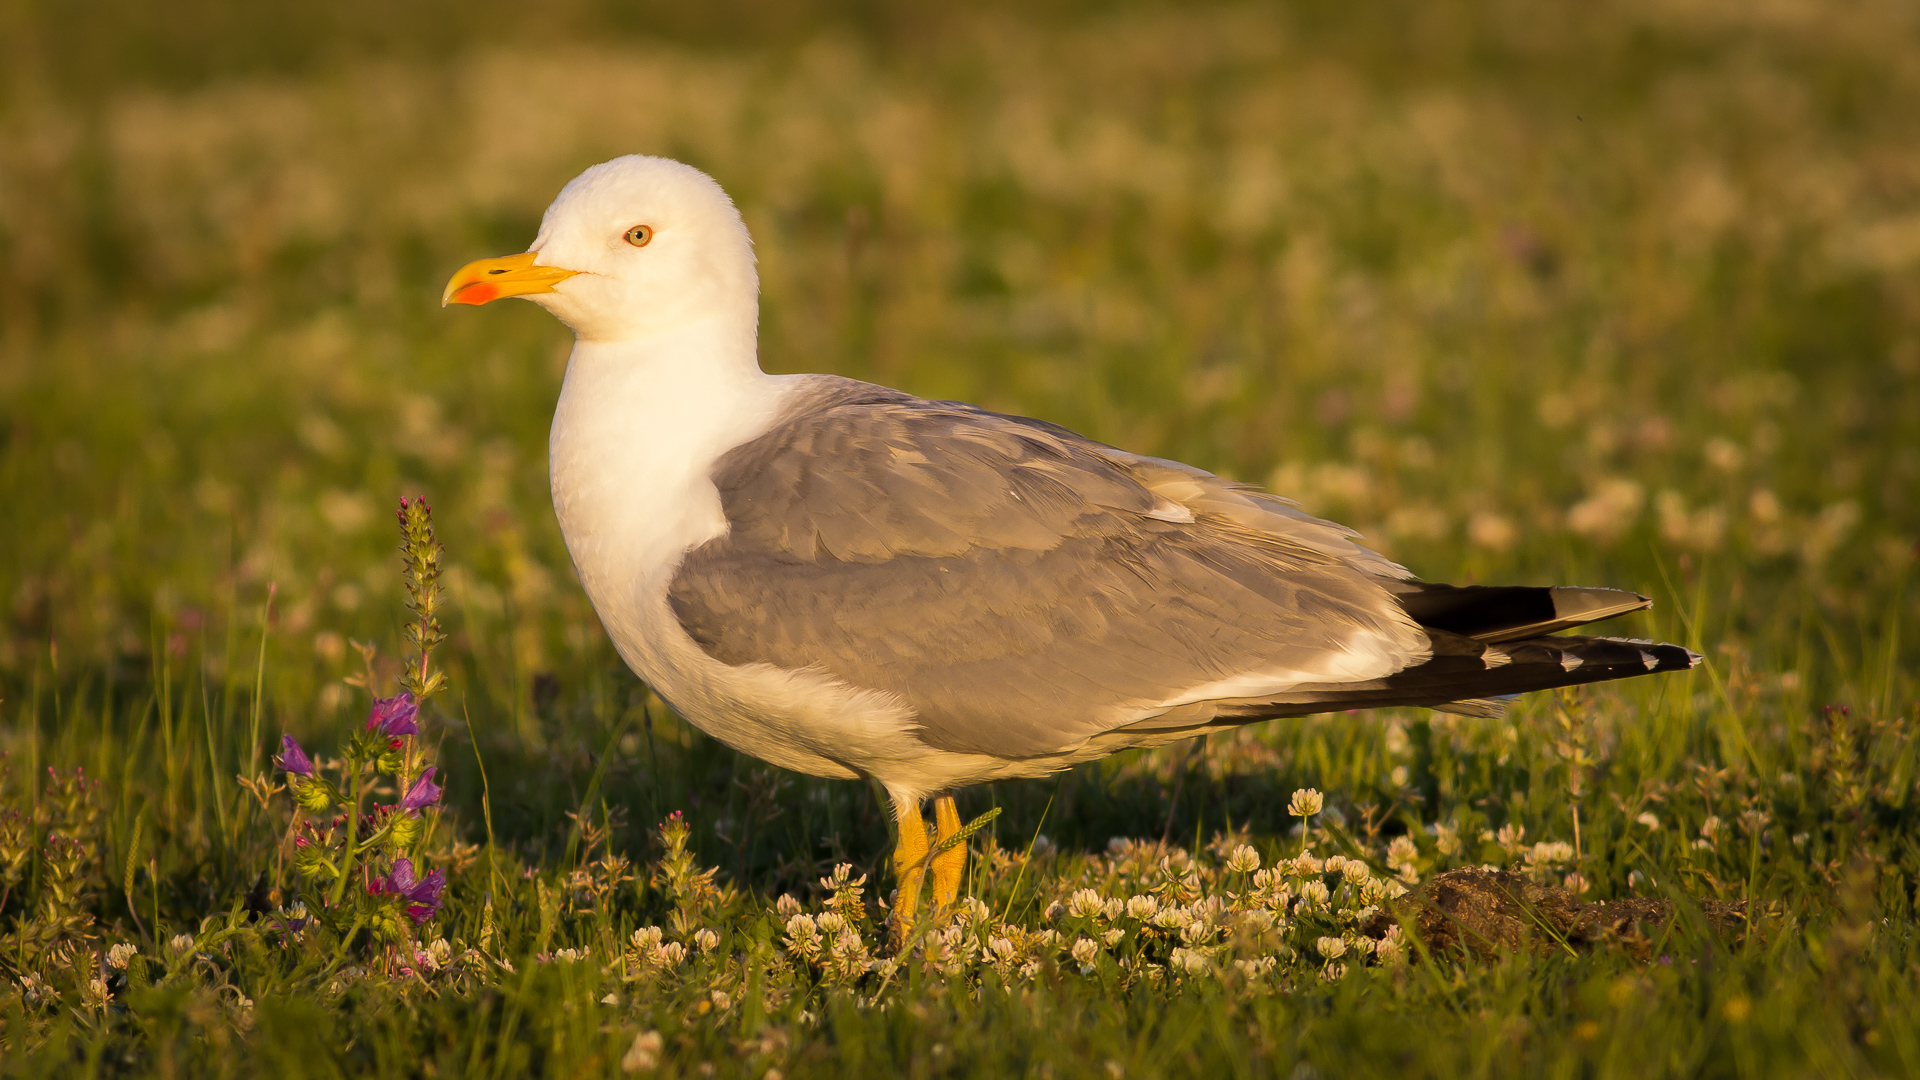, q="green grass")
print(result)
[3,1,1918,1075]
